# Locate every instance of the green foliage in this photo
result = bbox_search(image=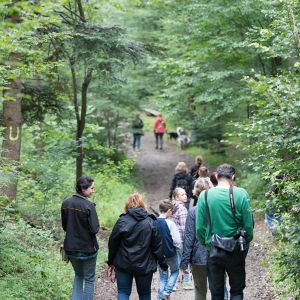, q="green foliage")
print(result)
[0,220,73,300]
